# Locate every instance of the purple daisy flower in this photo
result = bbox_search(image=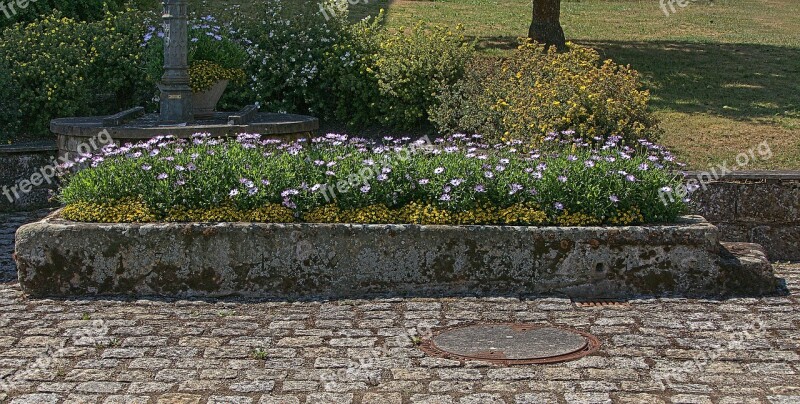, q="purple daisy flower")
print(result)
[610,195,620,203]
[474,184,486,193]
